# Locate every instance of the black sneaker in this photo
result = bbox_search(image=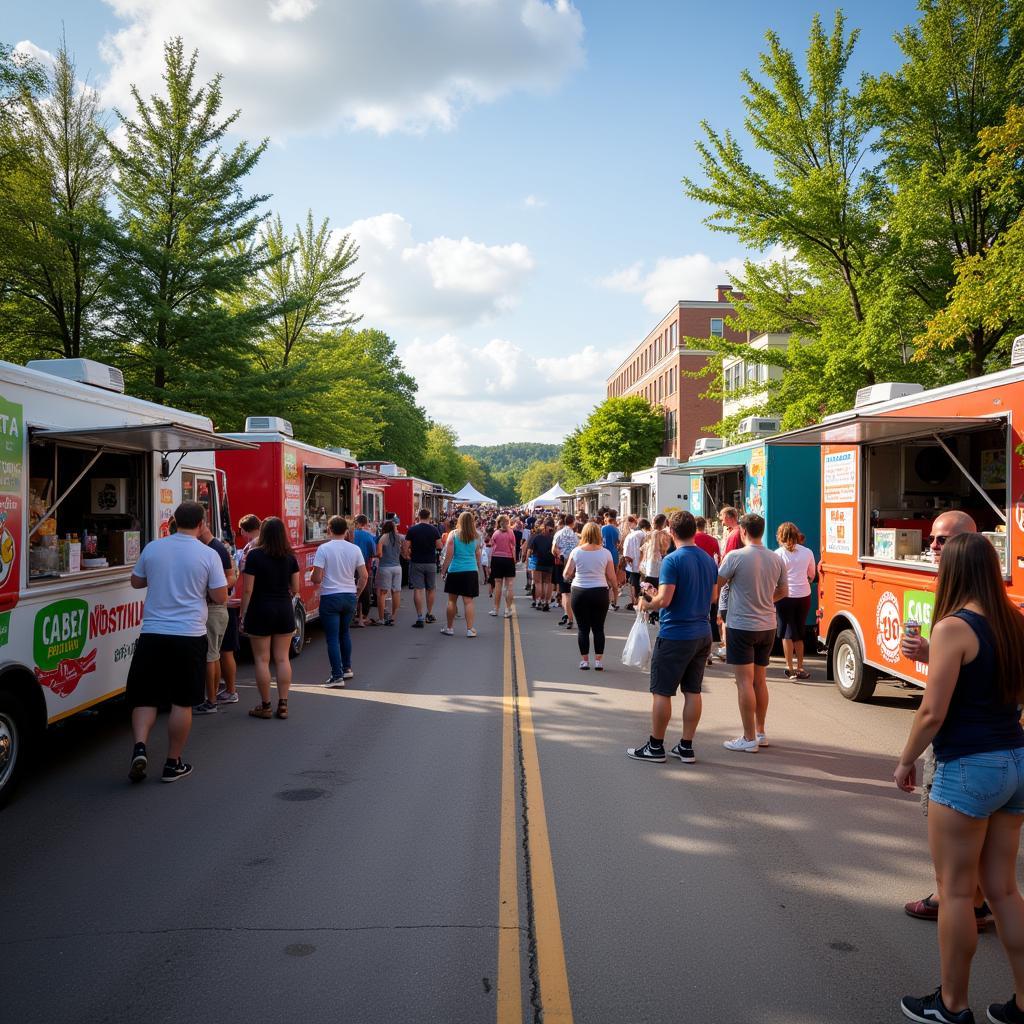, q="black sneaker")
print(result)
[161,760,194,784]
[670,741,696,764]
[558,614,568,625]
[425,614,436,624]
[901,988,974,1024]
[988,997,1024,1024]
[128,744,147,783]
[412,619,425,628]
[626,740,666,762]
